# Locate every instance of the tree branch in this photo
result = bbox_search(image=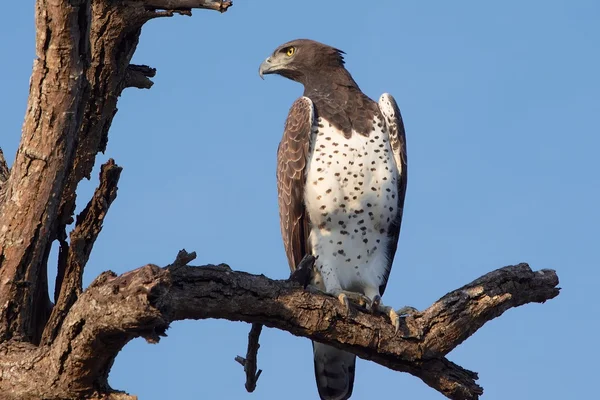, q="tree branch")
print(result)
[42,260,557,399]
[41,160,122,345]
